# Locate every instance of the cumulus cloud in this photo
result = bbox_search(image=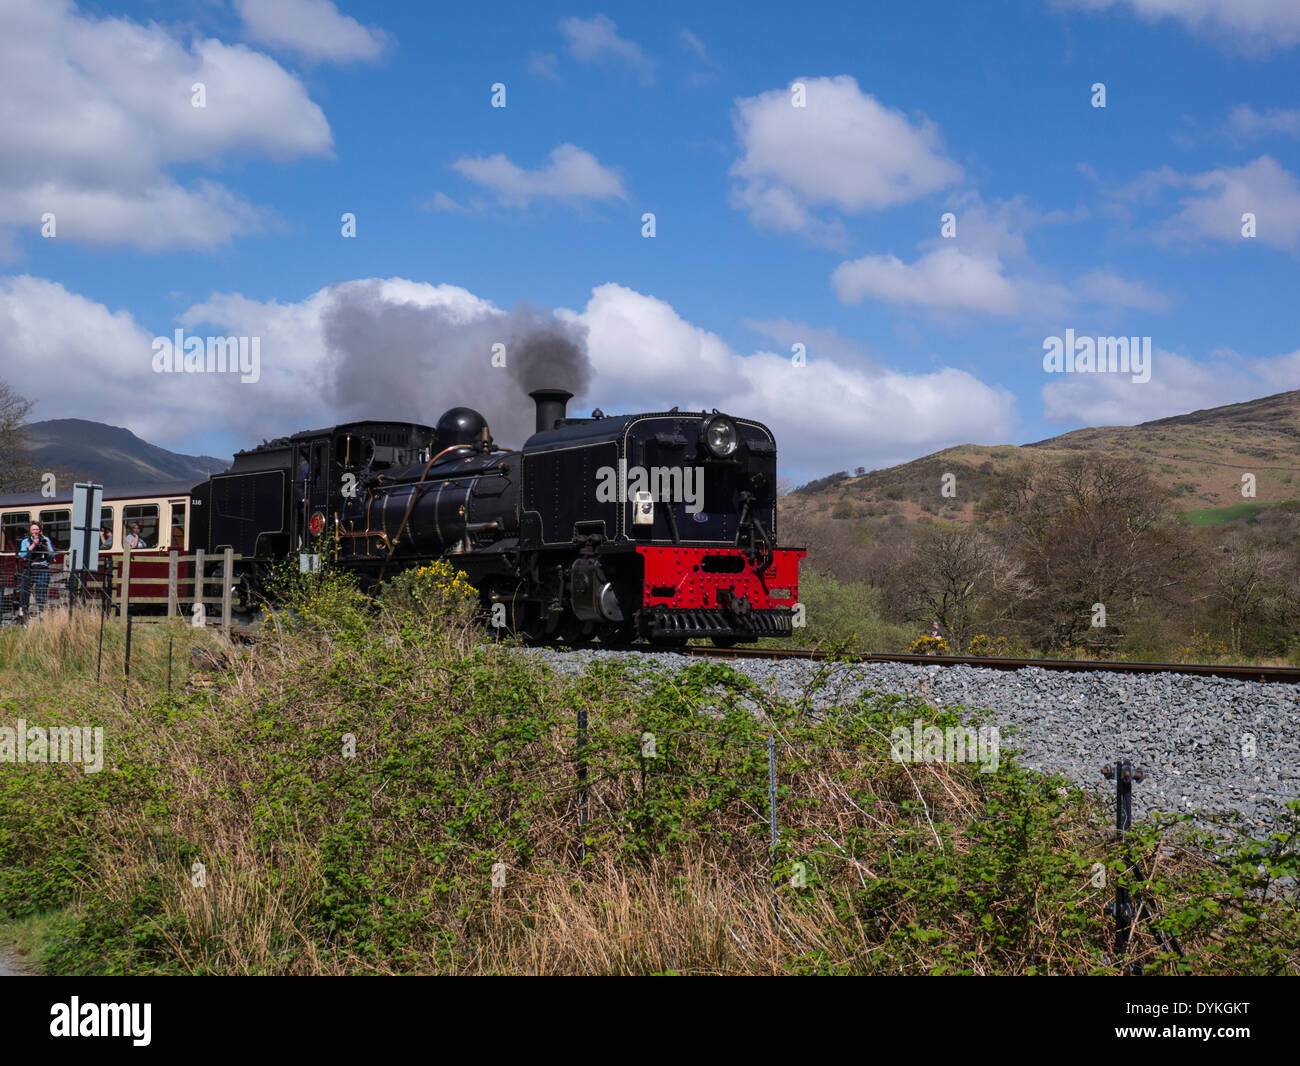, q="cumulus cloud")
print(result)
[828,191,1162,317]
[1075,270,1173,312]
[0,0,332,250]
[1042,345,1300,425]
[1227,105,1300,141]
[181,280,591,446]
[0,274,281,448]
[234,0,389,63]
[567,283,1016,474]
[832,248,1026,314]
[2,273,1016,478]
[1,274,591,452]
[450,144,626,207]
[559,14,655,83]
[1118,156,1300,252]
[1057,0,1300,51]
[729,76,963,240]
